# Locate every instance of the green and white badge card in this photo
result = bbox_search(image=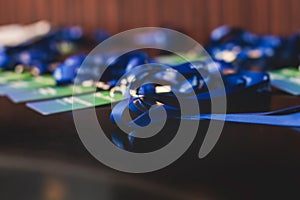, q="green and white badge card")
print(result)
[0,71,32,85]
[26,91,124,115]
[155,53,207,65]
[0,75,56,96]
[8,85,95,103]
[269,68,300,95]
